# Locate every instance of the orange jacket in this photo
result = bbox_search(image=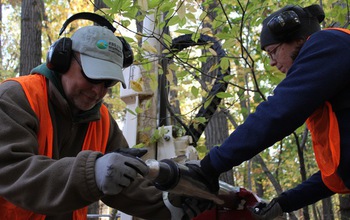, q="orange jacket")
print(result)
[0,74,110,220]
